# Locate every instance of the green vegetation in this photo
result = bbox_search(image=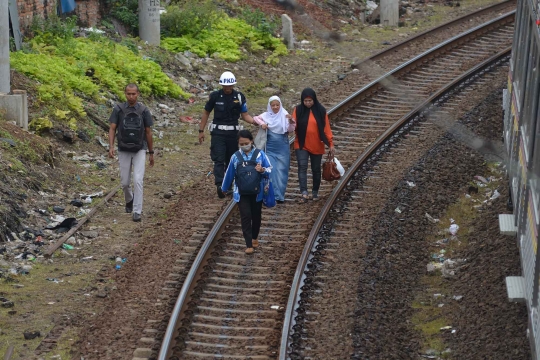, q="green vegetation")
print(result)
[103,0,139,33]
[11,18,189,125]
[161,0,220,38]
[162,15,288,64]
